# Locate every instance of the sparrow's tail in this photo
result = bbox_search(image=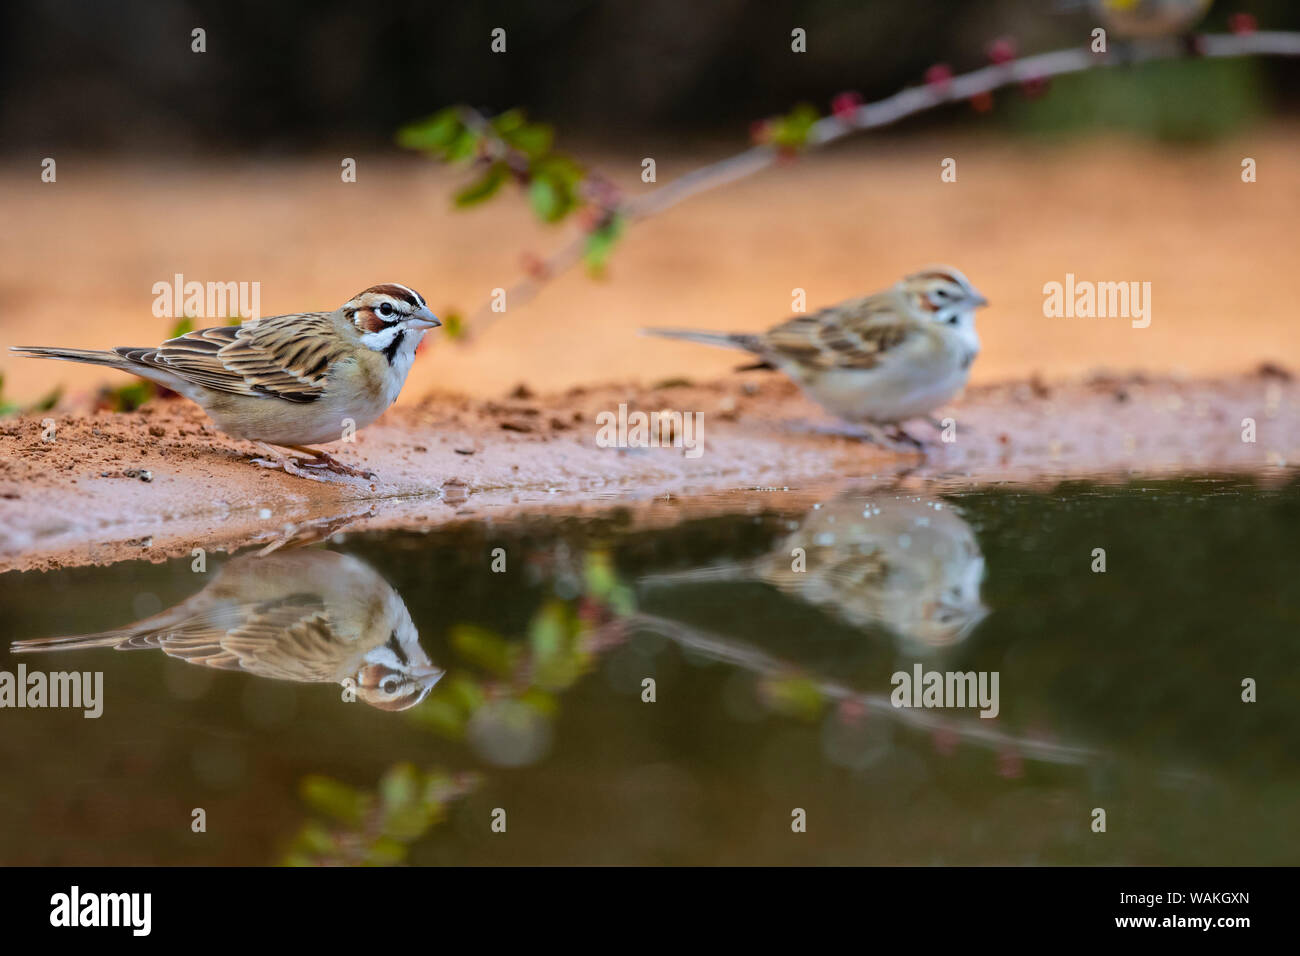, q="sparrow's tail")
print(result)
[10,629,140,654]
[9,346,140,370]
[642,328,764,354]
